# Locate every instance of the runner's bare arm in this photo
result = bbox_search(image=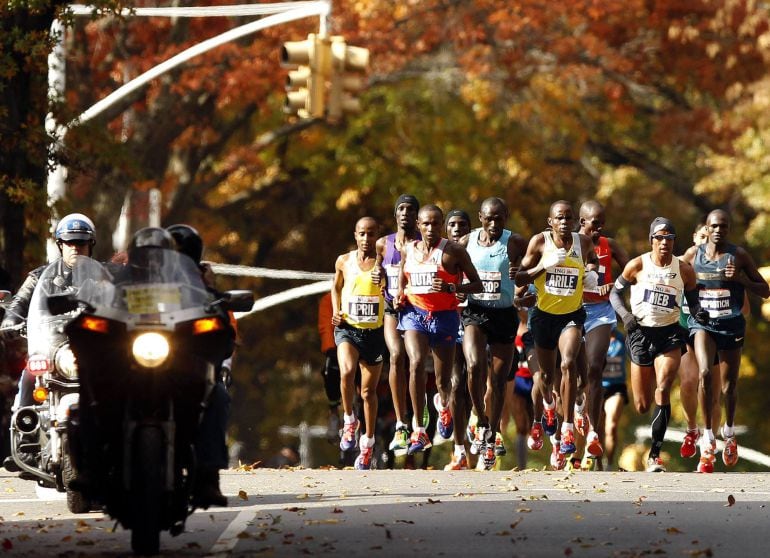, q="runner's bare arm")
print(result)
[514,234,546,287]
